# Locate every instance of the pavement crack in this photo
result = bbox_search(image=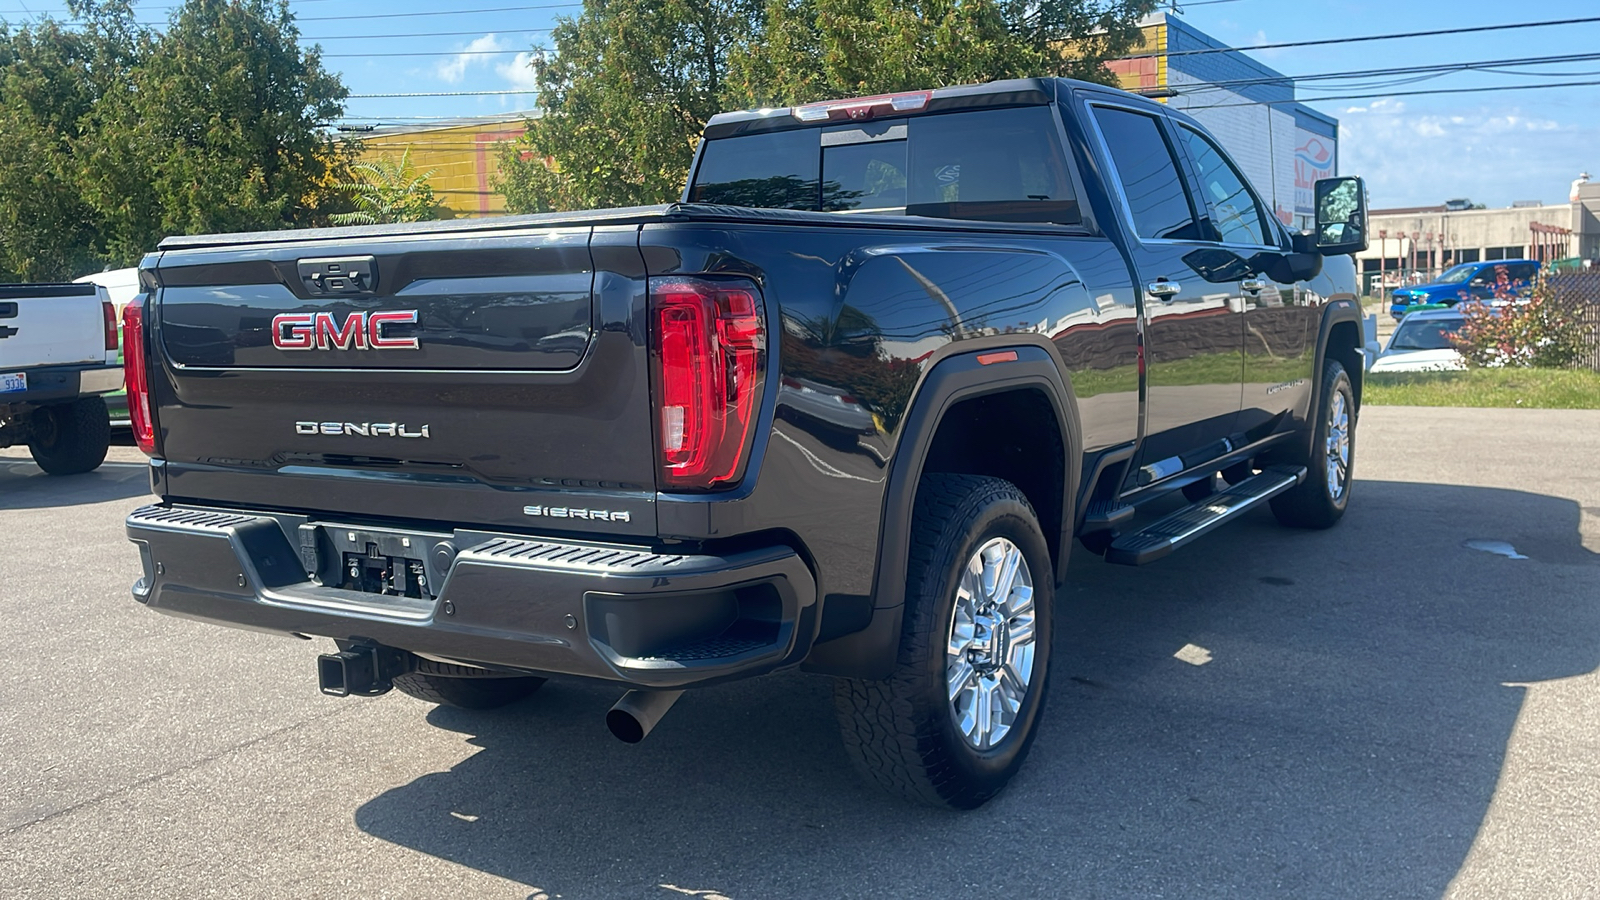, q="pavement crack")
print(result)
[2,704,355,837]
